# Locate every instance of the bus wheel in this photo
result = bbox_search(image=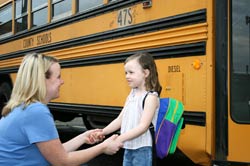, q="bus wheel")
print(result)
[52,111,75,122]
[0,82,12,118]
[82,115,93,130]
